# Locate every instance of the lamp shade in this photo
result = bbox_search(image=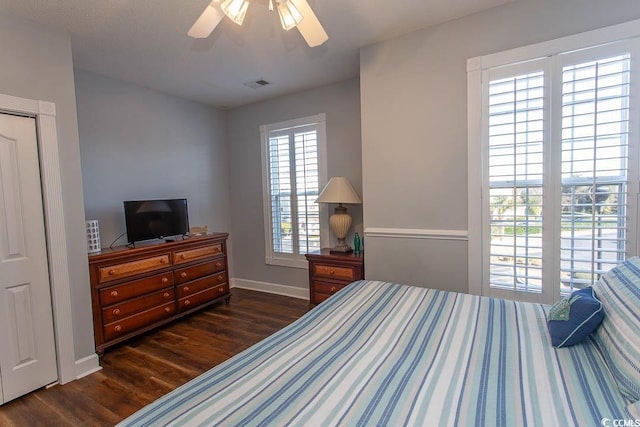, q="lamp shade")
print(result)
[316,177,361,204]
